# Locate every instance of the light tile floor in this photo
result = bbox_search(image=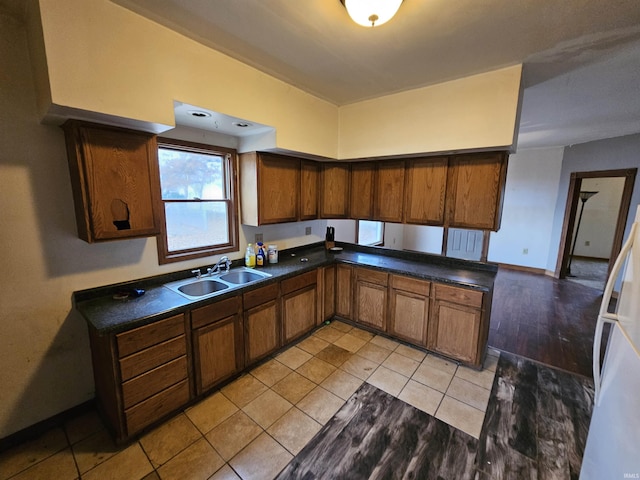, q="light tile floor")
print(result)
[0,321,499,480]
